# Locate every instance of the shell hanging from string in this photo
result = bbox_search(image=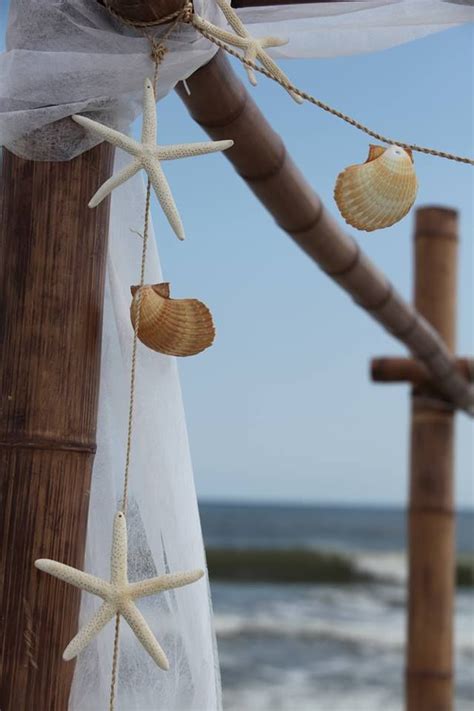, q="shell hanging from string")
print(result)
[334,144,418,231]
[130,283,215,357]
